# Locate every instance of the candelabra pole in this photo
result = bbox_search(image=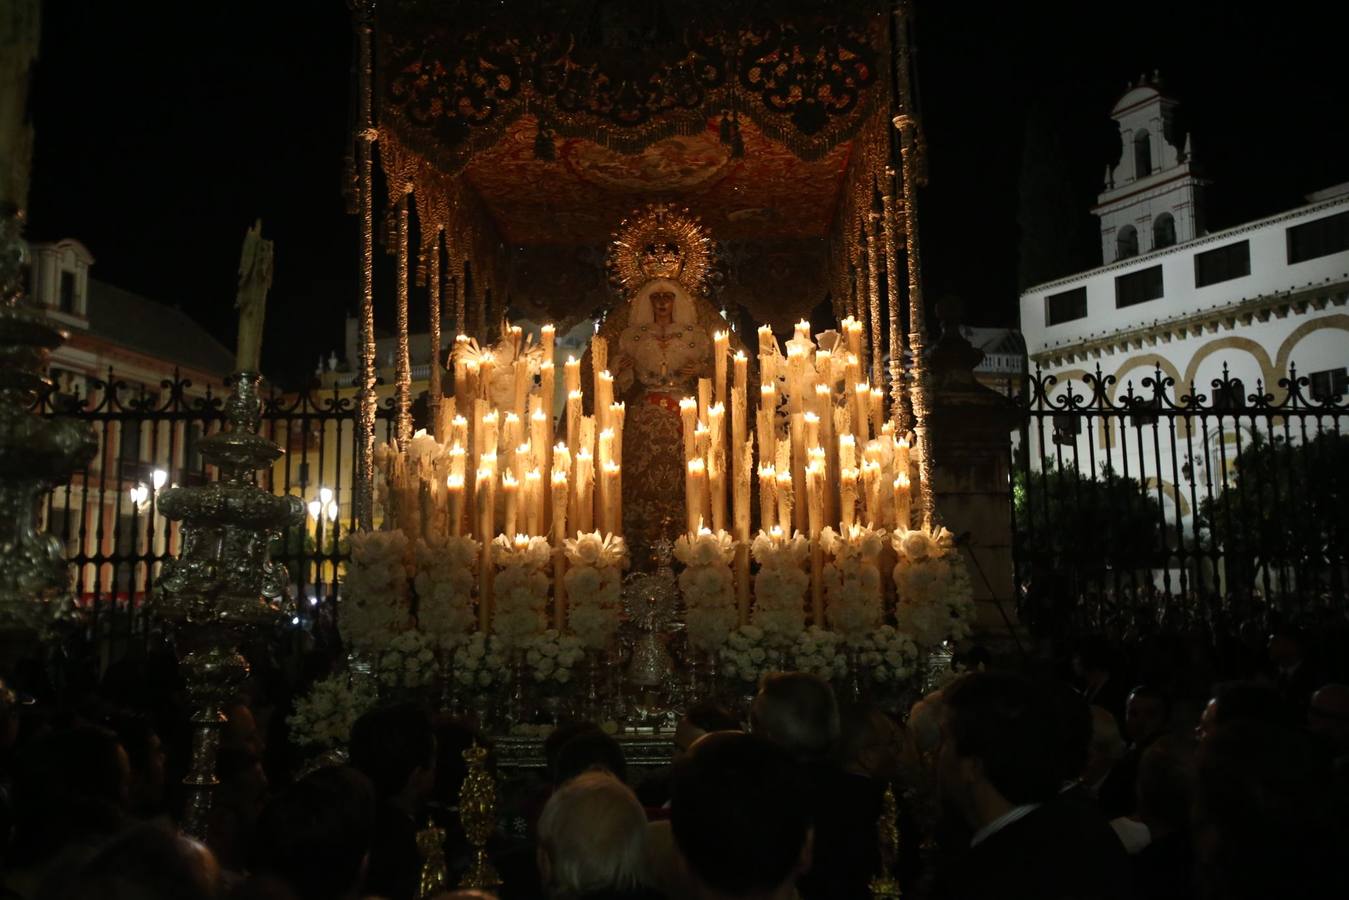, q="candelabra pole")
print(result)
[152,372,303,838]
[350,0,378,530]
